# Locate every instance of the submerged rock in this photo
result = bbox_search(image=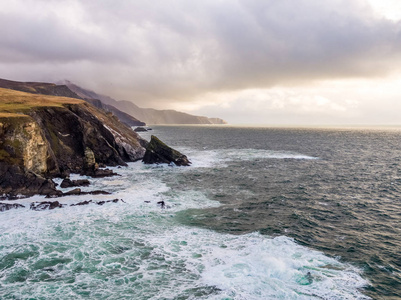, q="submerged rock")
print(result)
[0,202,25,212]
[30,201,63,211]
[142,135,191,166]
